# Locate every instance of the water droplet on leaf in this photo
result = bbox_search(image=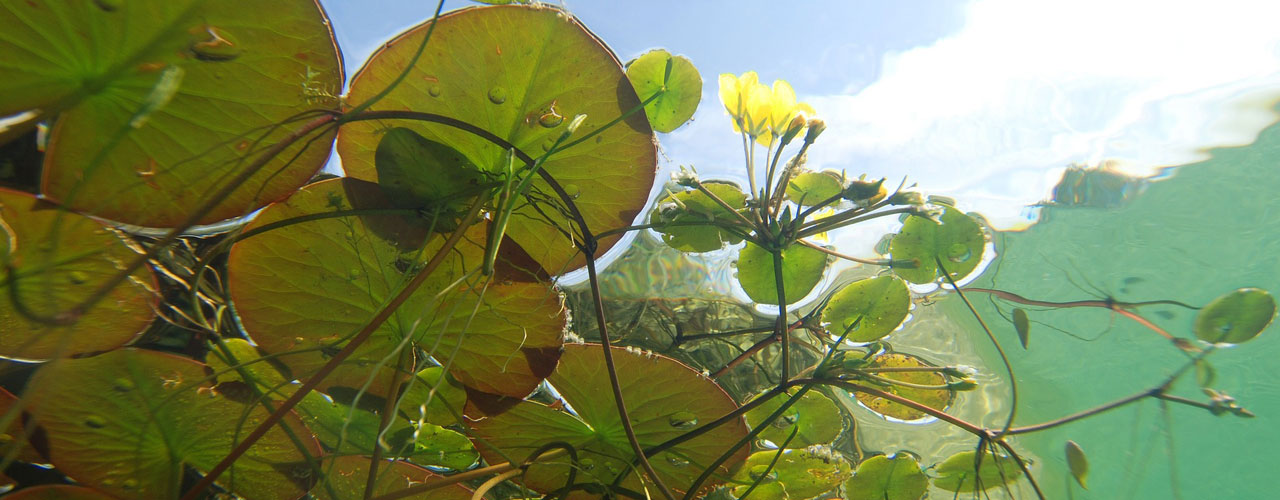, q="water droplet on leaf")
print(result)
[538,110,564,128]
[84,415,108,428]
[487,87,507,104]
[190,26,242,62]
[67,271,89,285]
[112,378,134,392]
[428,85,442,97]
[121,478,138,490]
[668,411,698,428]
[92,0,122,12]
[665,454,690,467]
